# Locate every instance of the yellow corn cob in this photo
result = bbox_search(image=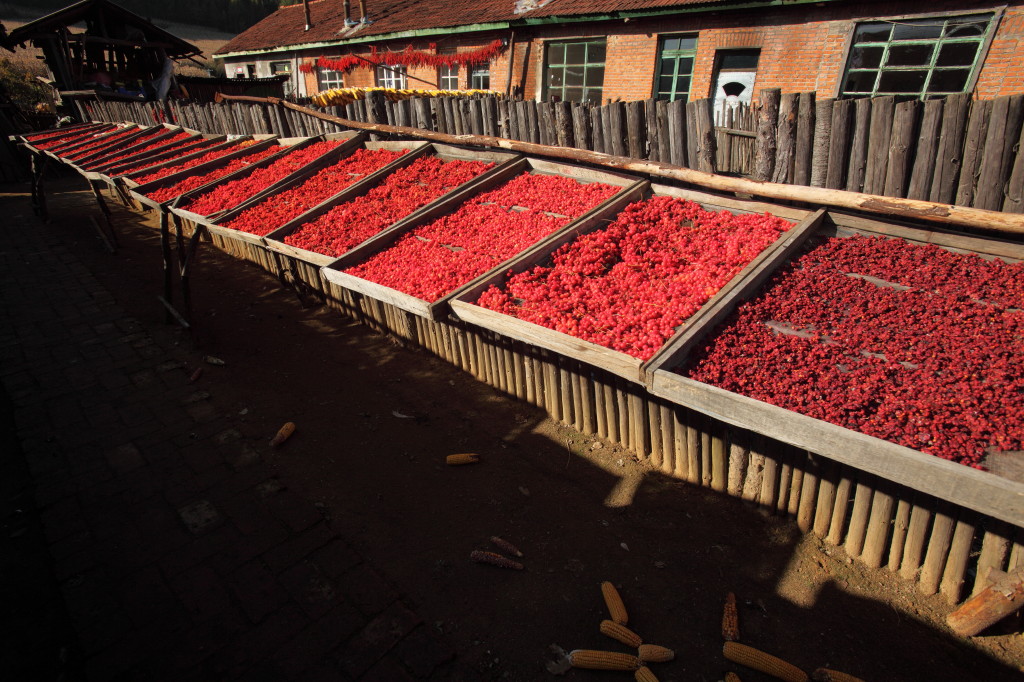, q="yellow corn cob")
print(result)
[638,644,675,663]
[490,536,523,557]
[725,673,743,682]
[723,591,740,641]
[811,669,866,682]
[601,581,629,624]
[599,619,642,647]
[446,453,479,465]
[723,642,808,682]
[635,666,660,682]
[569,649,641,671]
